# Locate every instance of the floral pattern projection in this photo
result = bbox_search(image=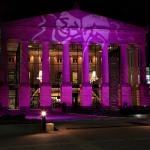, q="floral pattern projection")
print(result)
[5,9,146,47]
